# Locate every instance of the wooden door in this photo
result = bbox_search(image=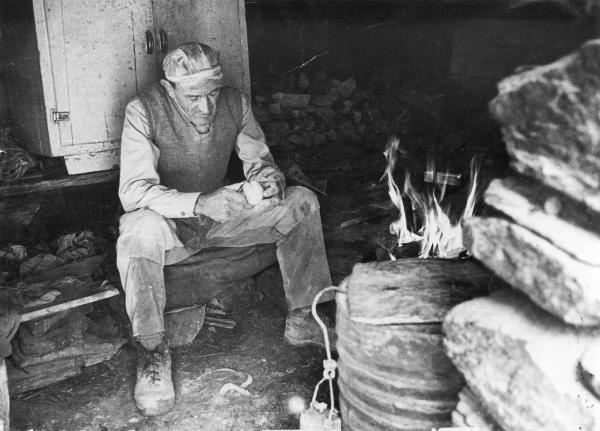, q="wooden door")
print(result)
[40,0,156,152]
[151,0,250,95]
